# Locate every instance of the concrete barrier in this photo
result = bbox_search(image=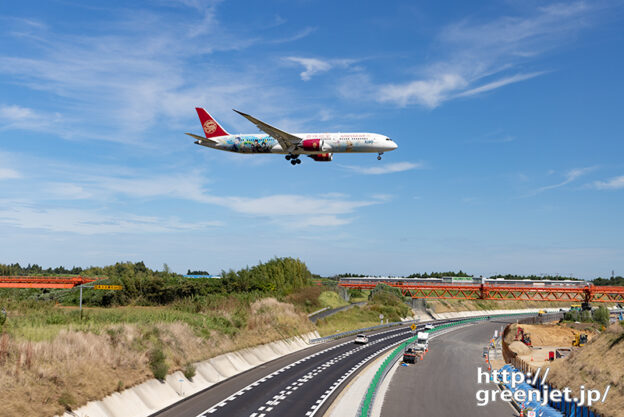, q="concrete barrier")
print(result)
[60,331,319,417]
